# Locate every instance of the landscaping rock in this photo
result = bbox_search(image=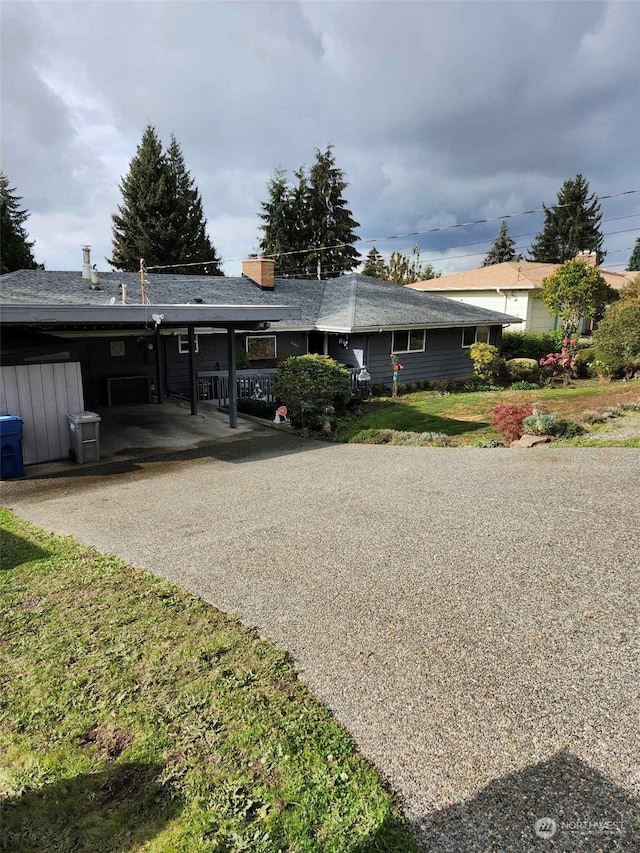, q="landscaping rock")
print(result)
[513,434,552,448]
